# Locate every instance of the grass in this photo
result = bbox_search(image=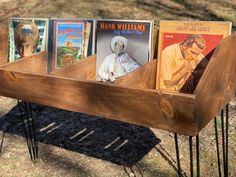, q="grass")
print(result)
[0,0,236,27]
